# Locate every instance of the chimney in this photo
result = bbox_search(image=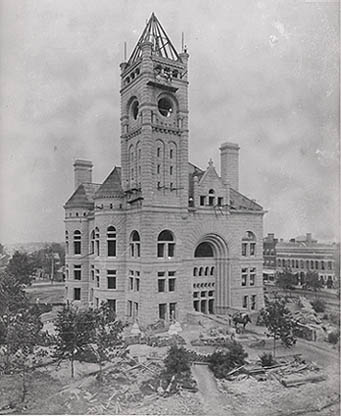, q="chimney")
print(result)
[73,160,93,190]
[219,142,240,191]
